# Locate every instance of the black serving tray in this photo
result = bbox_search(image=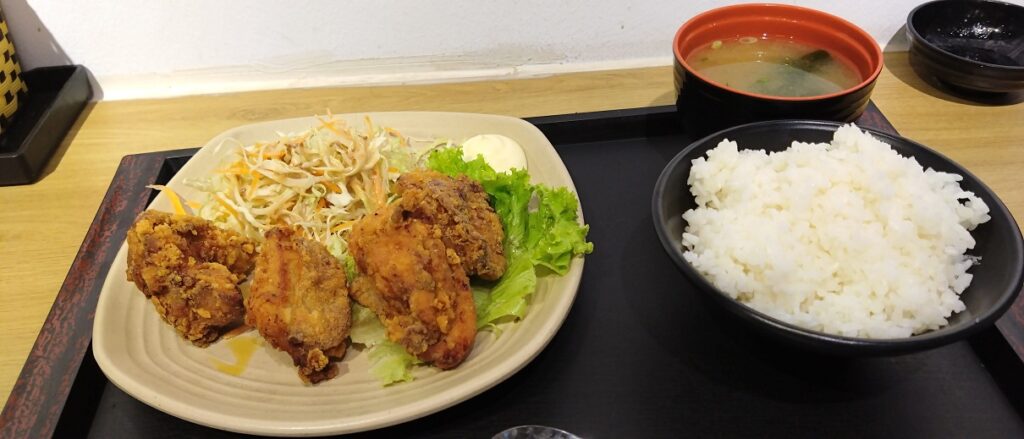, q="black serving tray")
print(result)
[3,104,1024,438]
[0,65,92,186]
